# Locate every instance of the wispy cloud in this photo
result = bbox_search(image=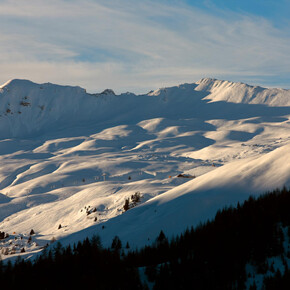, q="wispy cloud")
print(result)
[0,0,289,93]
